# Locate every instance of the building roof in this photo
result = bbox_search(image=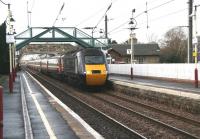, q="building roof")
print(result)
[108,43,160,56]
